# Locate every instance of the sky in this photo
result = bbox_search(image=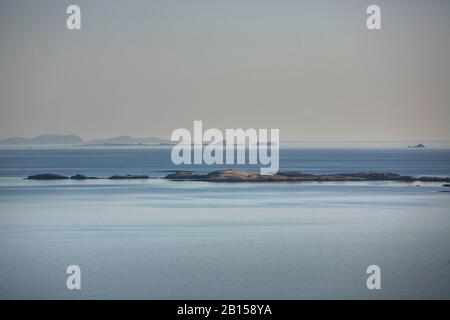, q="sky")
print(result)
[0,0,449,141]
